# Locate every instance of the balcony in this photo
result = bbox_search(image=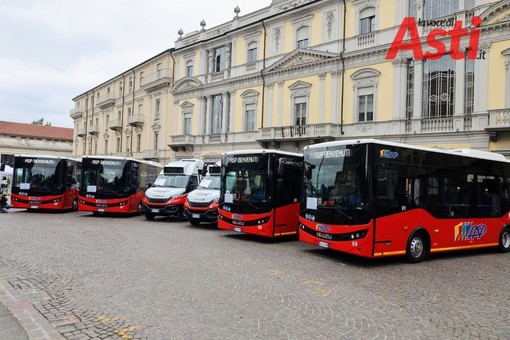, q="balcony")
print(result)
[69,107,84,119]
[96,92,115,109]
[168,135,196,152]
[486,108,510,142]
[127,114,144,127]
[142,149,158,160]
[141,68,173,92]
[109,119,123,131]
[76,127,86,137]
[357,32,375,47]
[88,125,99,135]
[257,123,336,148]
